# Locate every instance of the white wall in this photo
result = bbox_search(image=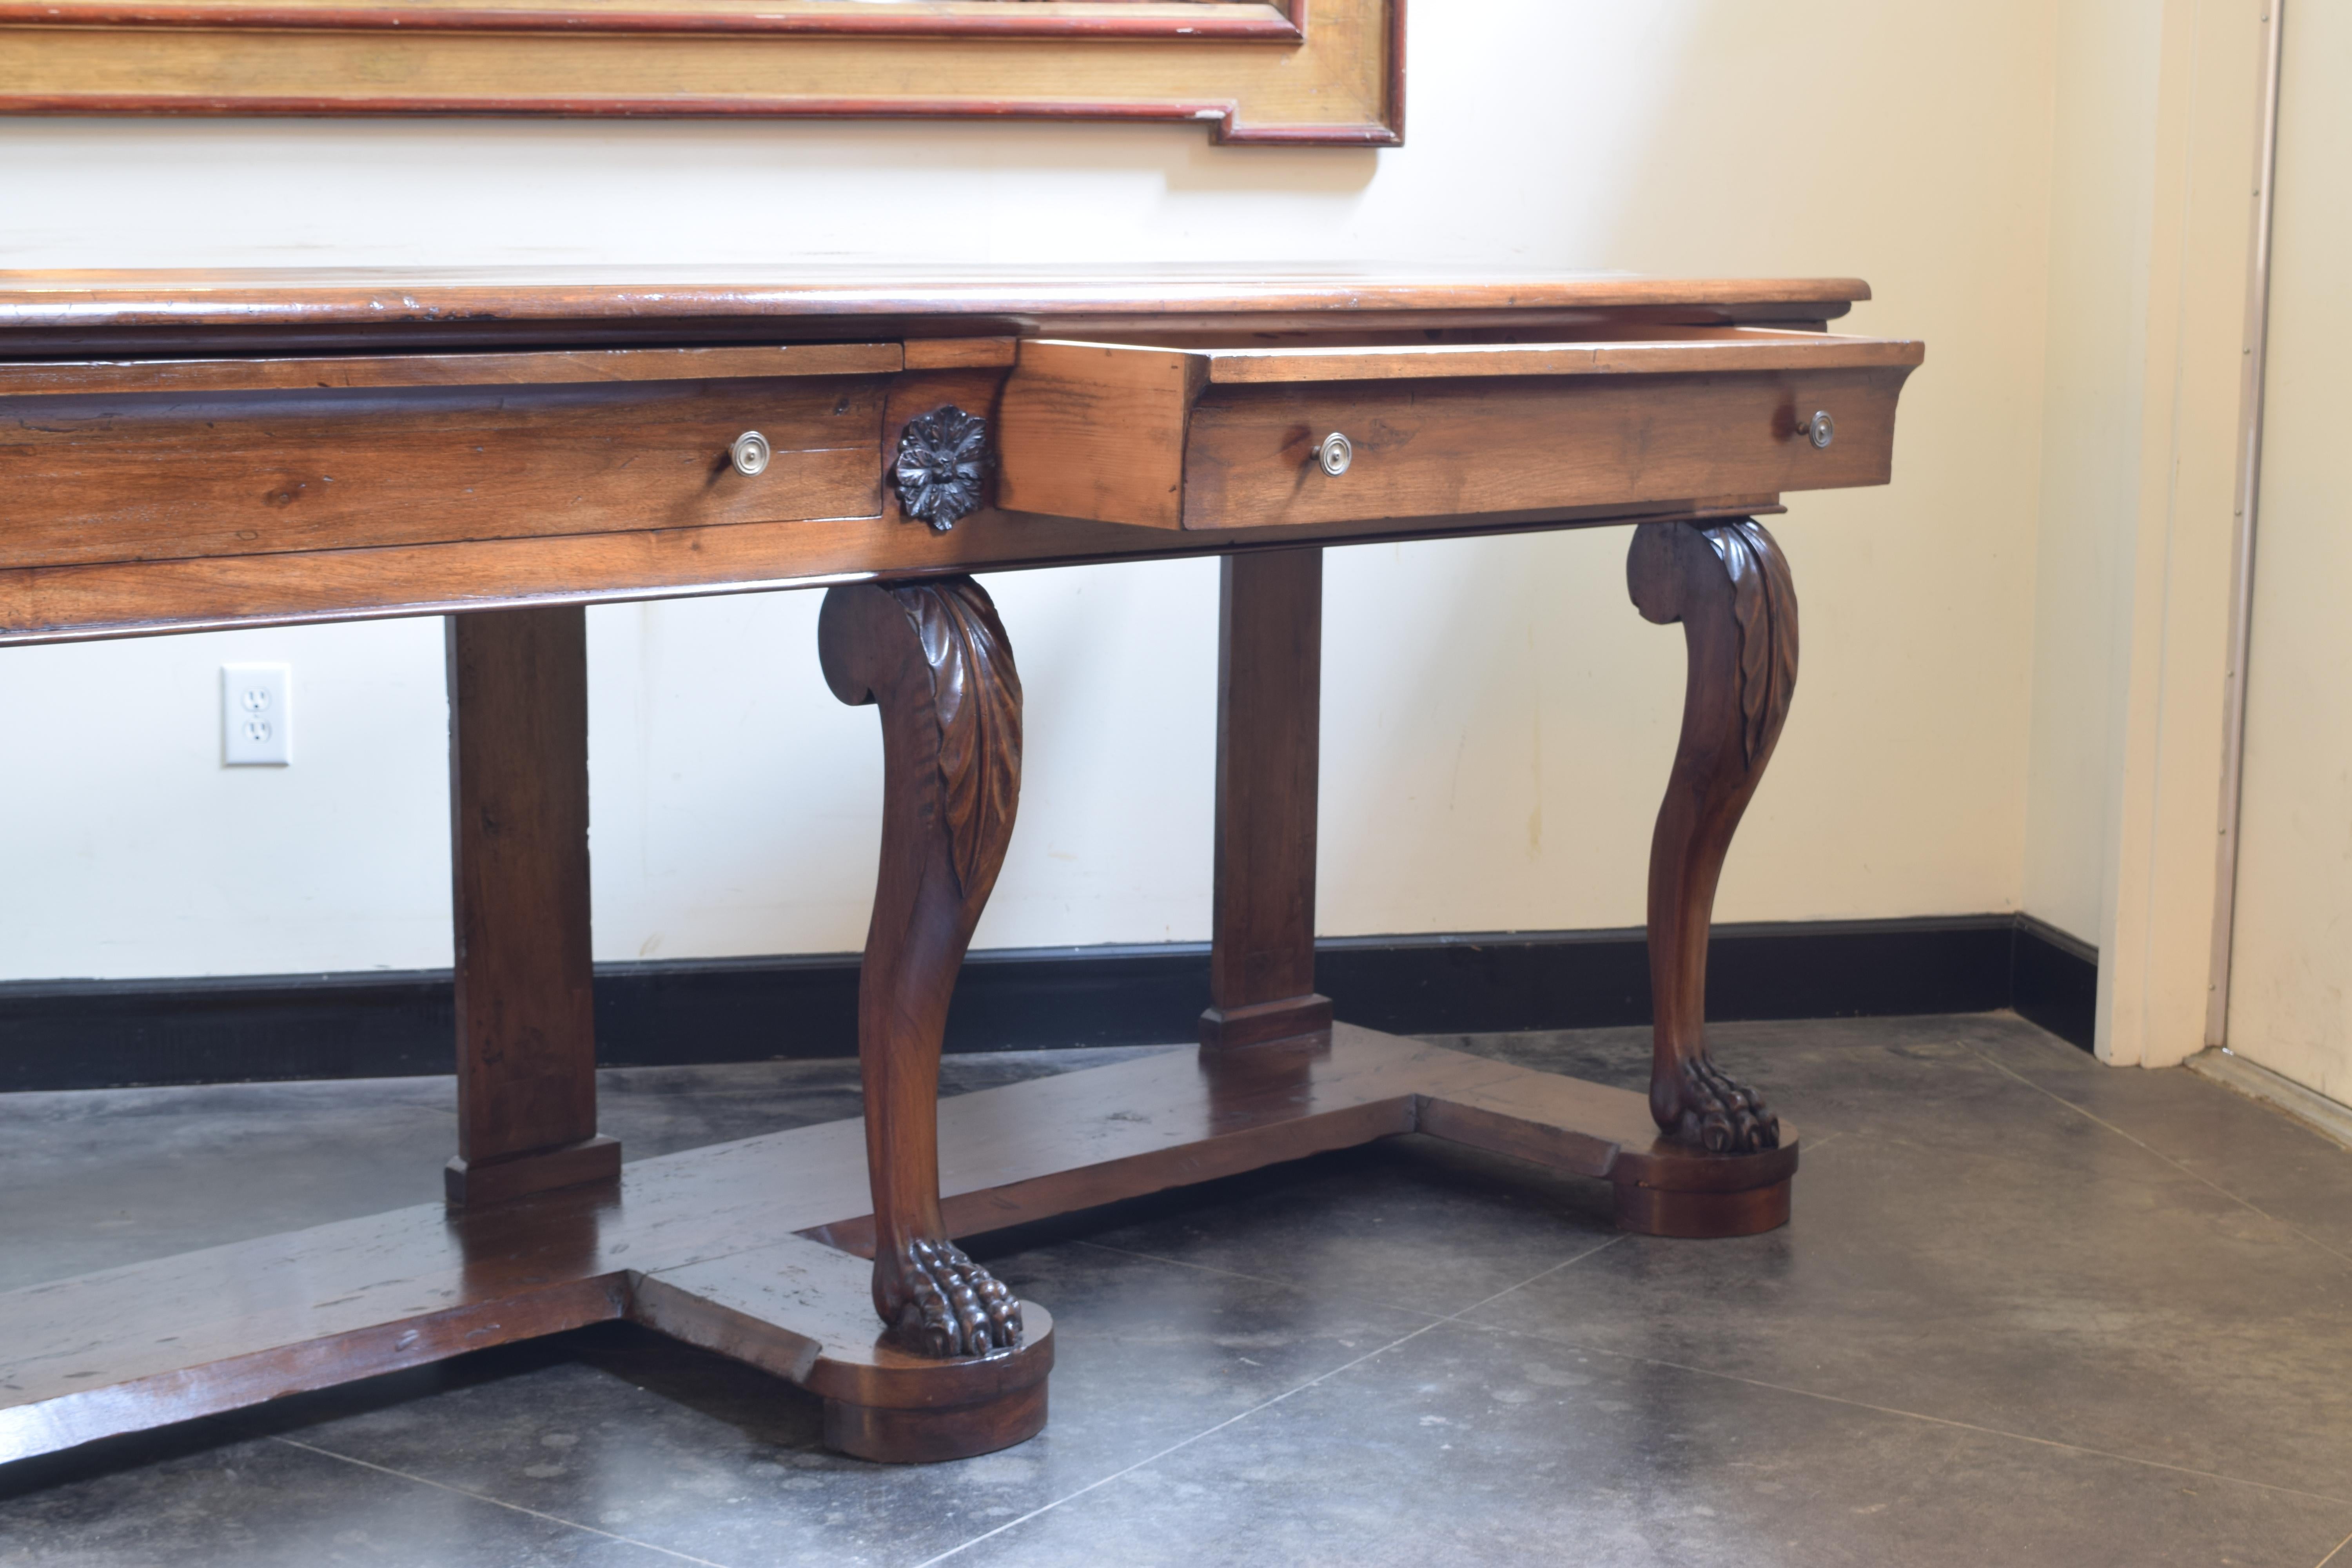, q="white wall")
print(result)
[2223,1,2352,1103]
[0,3,2067,980]
[2020,0,2167,952]
[2017,0,2266,1067]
